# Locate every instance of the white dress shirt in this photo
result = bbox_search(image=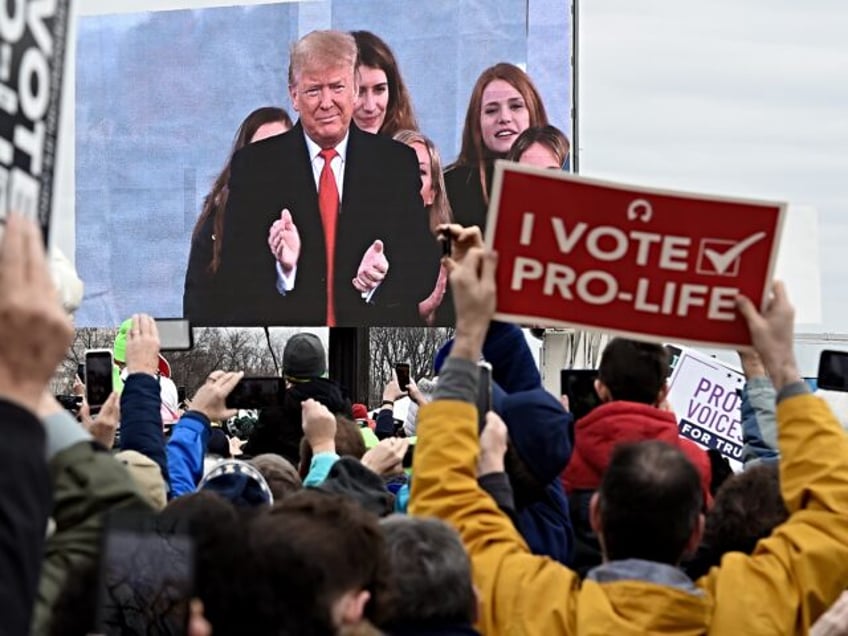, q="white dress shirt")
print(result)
[275,130,349,292]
